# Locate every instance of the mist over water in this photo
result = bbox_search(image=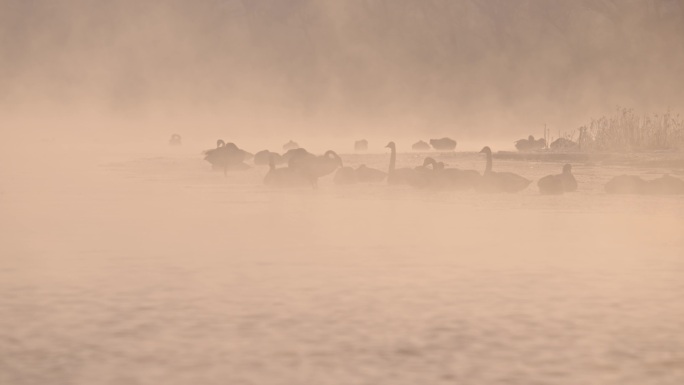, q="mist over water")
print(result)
[2,1,684,384]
